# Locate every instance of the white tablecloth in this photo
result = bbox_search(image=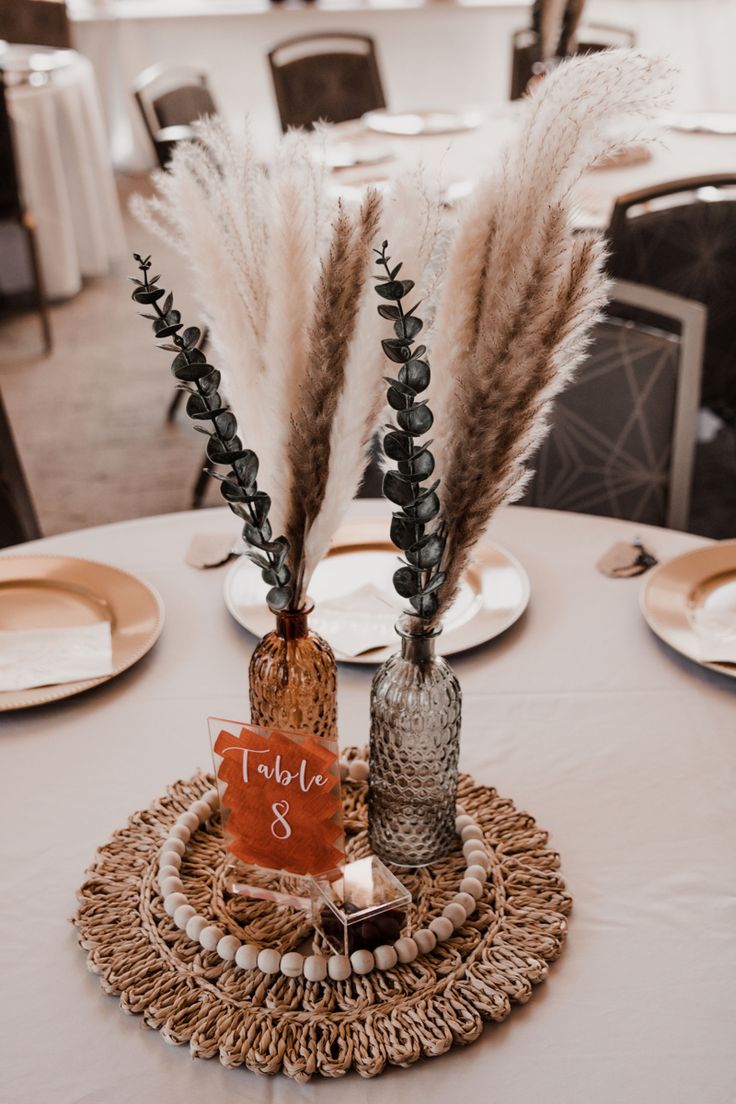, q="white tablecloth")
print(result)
[2,502,735,1103]
[3,49,125,300]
